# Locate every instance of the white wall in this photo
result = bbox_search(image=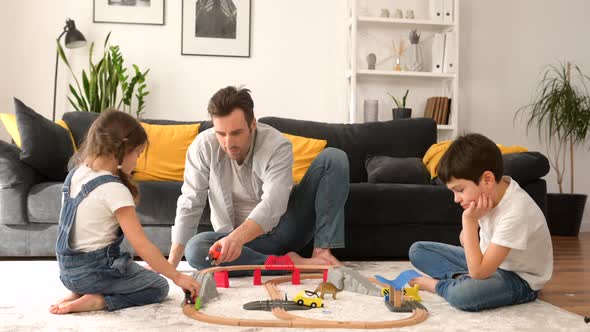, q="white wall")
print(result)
[0,0,348,125]
[2,0,590,230]
[460,0,590,231]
